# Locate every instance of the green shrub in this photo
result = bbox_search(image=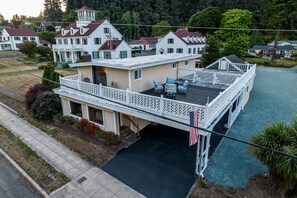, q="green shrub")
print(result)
[62,63,69,69]
[59,115,77,126]
[38,65,47,70]
[53,112,63,120]
[31,91,62,120]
